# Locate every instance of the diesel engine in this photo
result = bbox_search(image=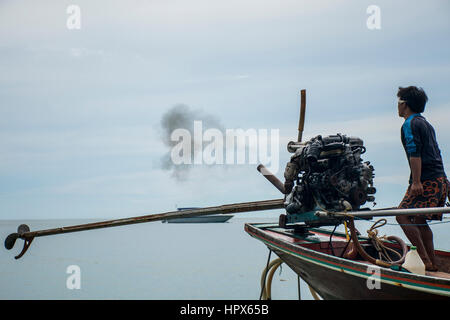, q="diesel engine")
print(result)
[283,134,376,215]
